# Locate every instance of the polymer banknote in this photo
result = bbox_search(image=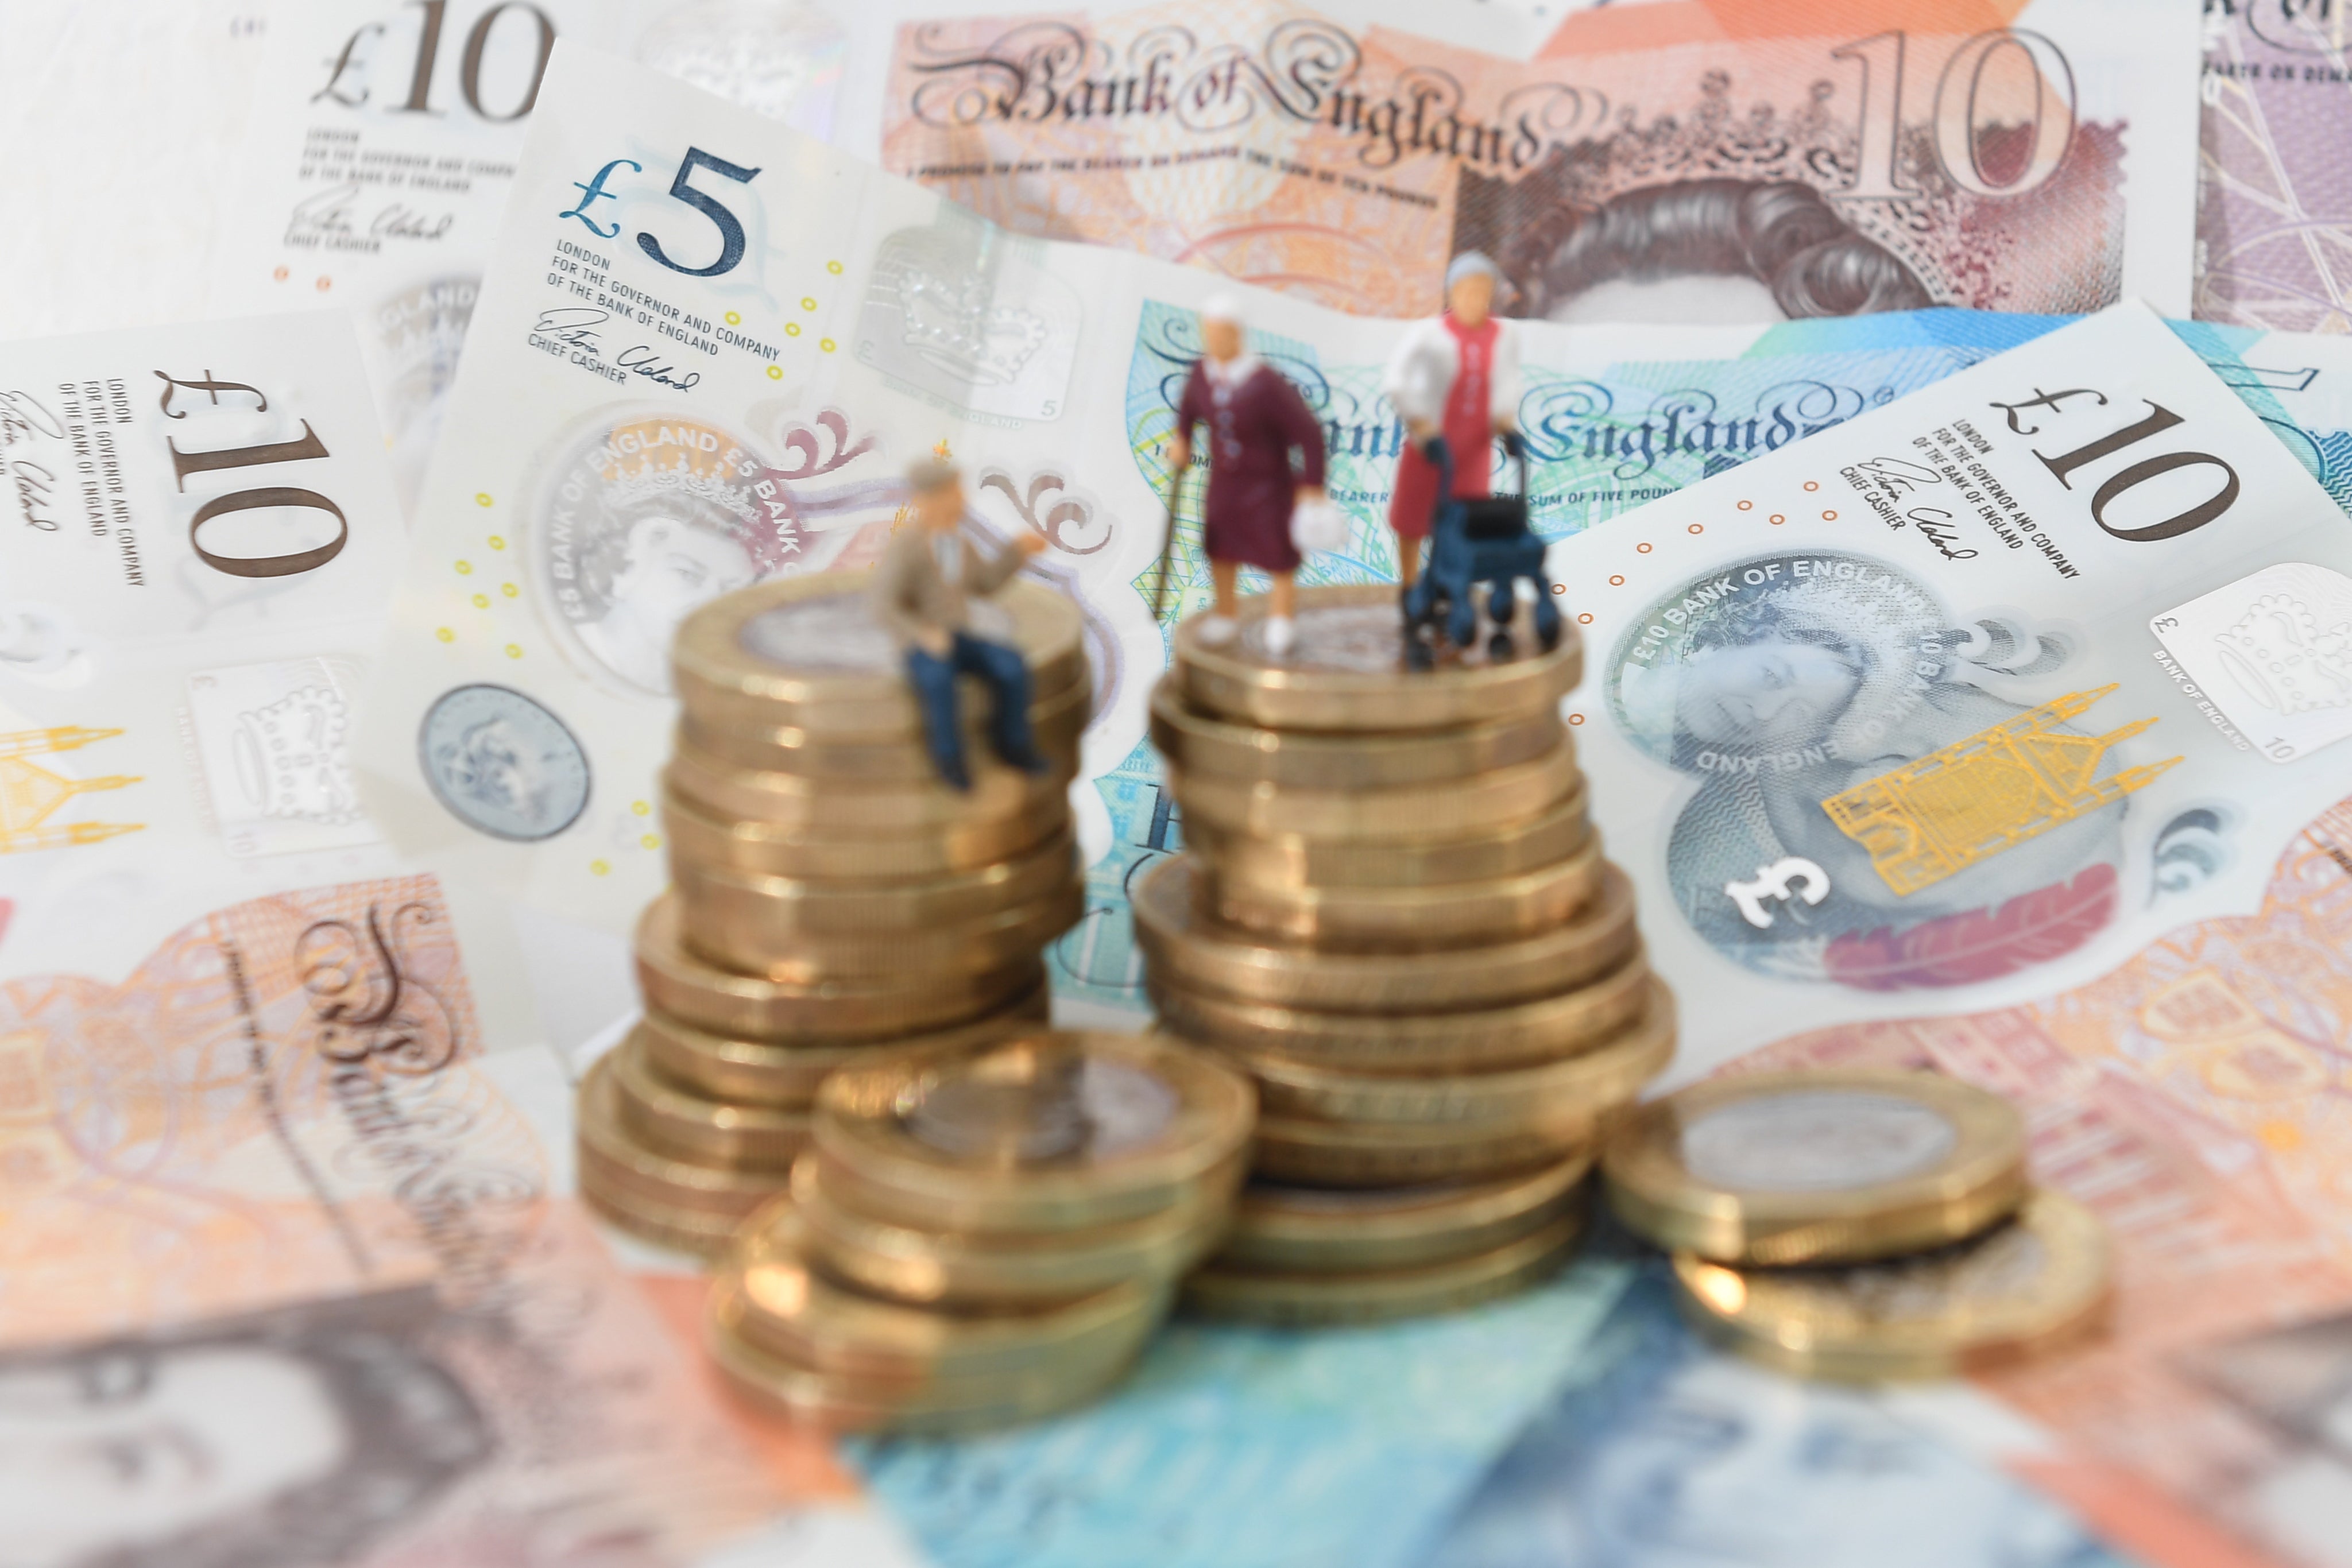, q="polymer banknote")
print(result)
[879,0,2200,318]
